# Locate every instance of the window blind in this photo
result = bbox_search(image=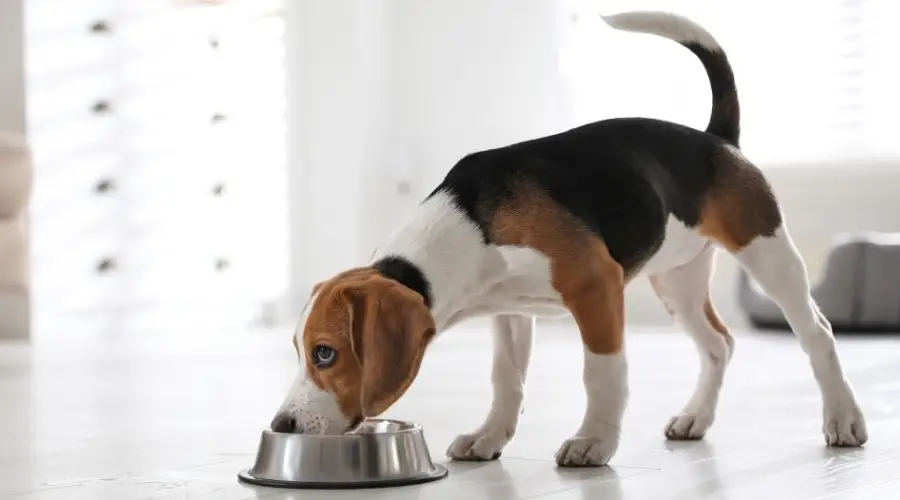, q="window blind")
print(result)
[560,0,900,166]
